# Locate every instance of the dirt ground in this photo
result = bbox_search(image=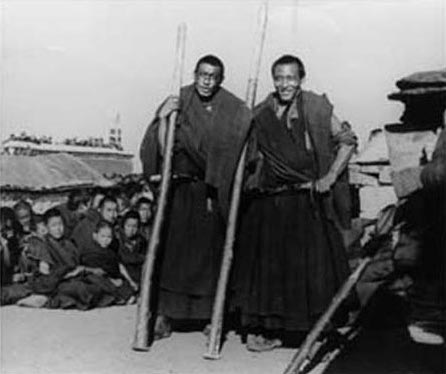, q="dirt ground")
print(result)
[1,305,321,374]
